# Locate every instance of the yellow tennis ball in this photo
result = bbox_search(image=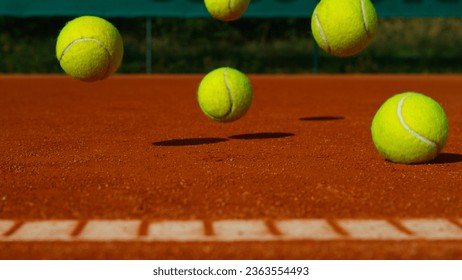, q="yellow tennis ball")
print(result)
[204,0,250,21]
[371,92,449,164]
[56,16,124,82]
[197,67,253,122]
[311,0,378,57]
